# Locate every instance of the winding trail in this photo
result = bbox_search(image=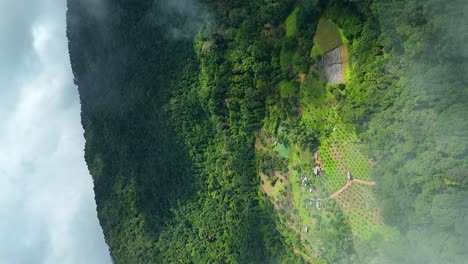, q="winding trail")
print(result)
[316,178,376,201]
[353,179,376,186]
